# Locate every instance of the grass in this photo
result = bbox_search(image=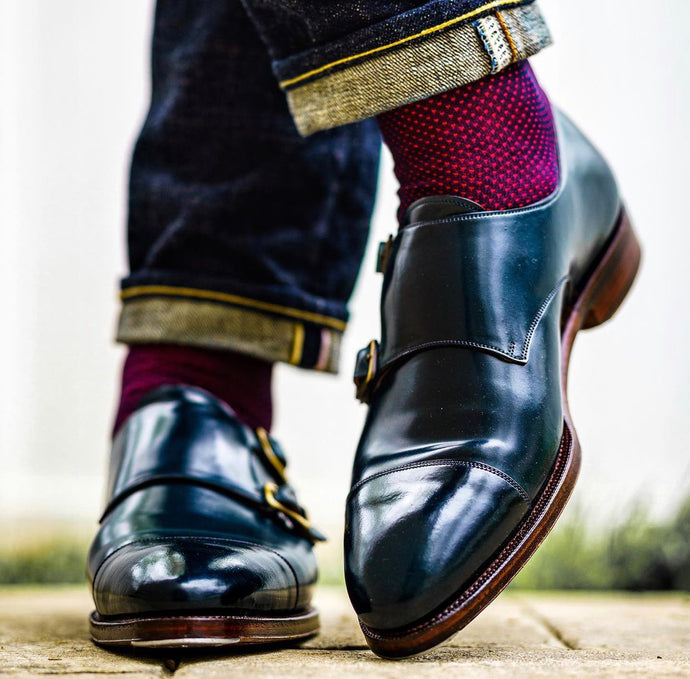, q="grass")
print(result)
[511,496,690,591]
[0,537,89,585]
[1,496,689,589]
